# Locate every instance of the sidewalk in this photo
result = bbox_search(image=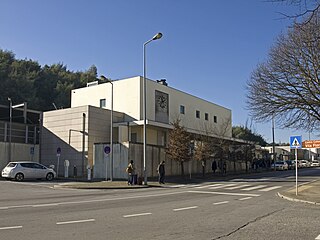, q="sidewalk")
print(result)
[278,179,320,205]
